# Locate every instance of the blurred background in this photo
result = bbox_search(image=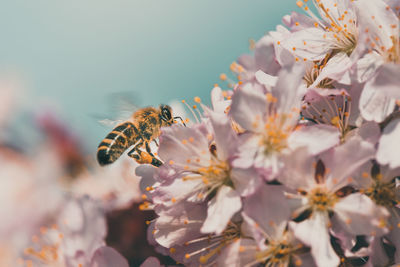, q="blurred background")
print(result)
[0,0,294,151]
